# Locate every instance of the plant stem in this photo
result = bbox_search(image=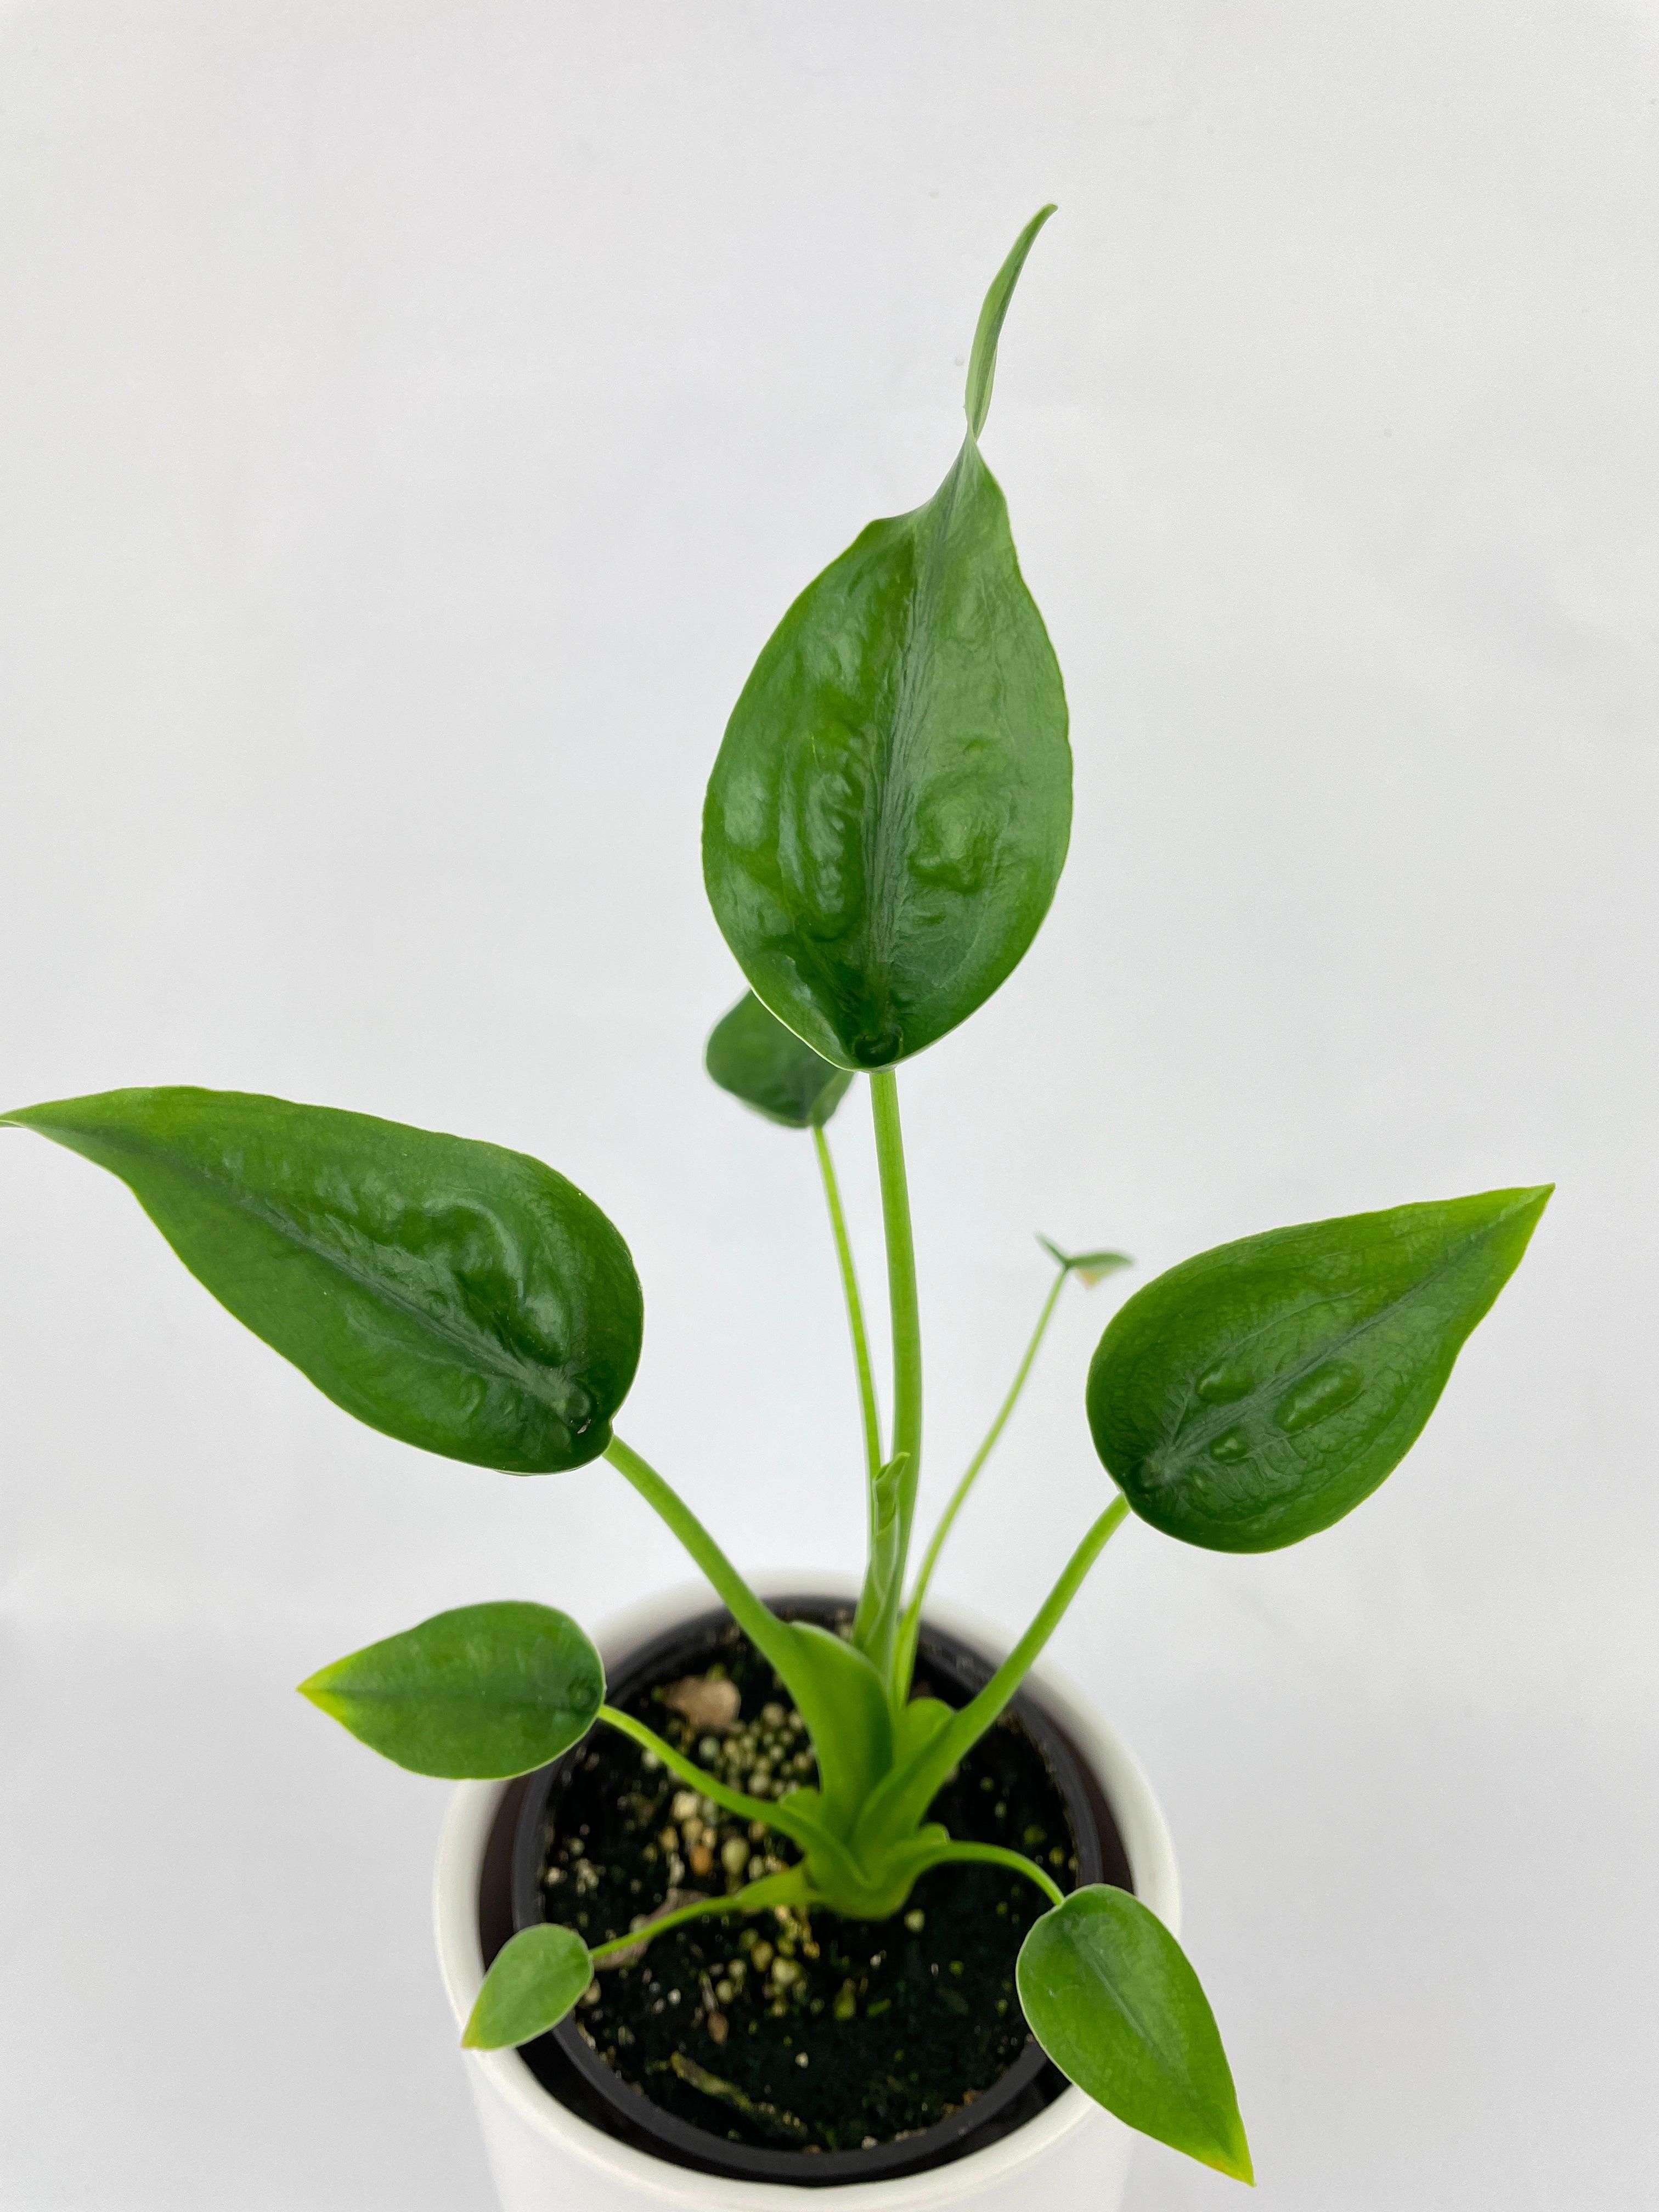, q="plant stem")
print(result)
[860,1494,1132,1839]
[601,1435,871,1901]
[921,1841,1065,1909]
[812,1122,883,1491]
[595,1706,819,1848]
[854,1069,922,1678]
[894,1260,1070,1696]
[589,1866,814,1967]
[604,1435,797,1686]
